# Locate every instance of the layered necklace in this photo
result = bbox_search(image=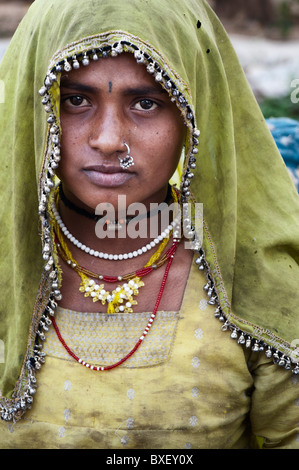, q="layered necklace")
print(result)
[49,185,182,371]
[50,185,181,314]
[52,186,180,261]
[52,240,179,371]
